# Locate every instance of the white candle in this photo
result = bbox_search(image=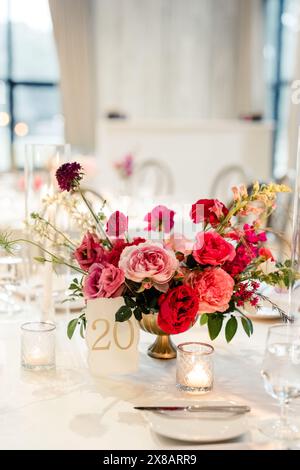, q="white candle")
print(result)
[186,363,211,388]
[25,348,50,366]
